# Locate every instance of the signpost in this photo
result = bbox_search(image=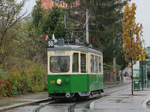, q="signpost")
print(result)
[139,53,146,91]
